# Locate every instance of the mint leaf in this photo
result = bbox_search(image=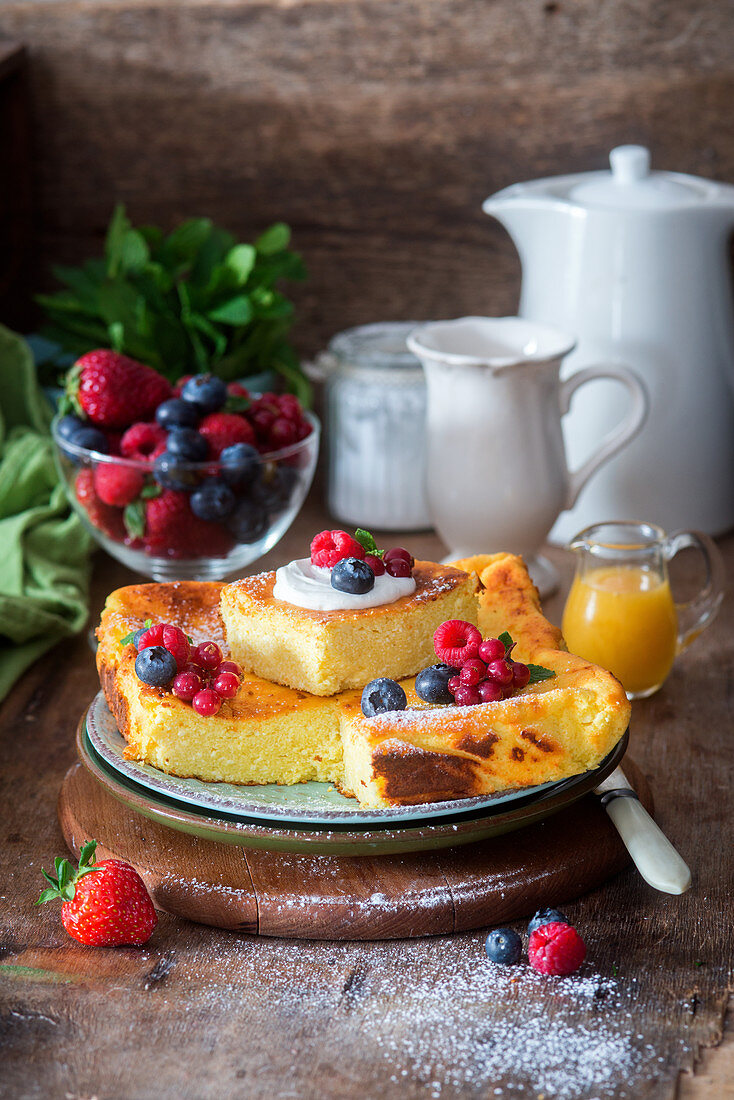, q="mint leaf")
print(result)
[498,631,514,650]
[124,501,145,540]
[354,528,382,557]
[141,484,162,500]
[208,296,253,325]
[225,243,256,284]
[255,222,290,255]
[526,664,556,685]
